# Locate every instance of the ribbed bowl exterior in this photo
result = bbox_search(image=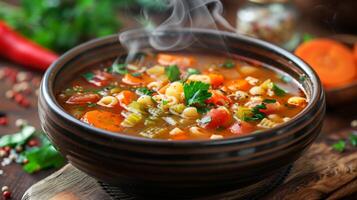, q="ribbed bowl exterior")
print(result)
[39,29,325,197]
